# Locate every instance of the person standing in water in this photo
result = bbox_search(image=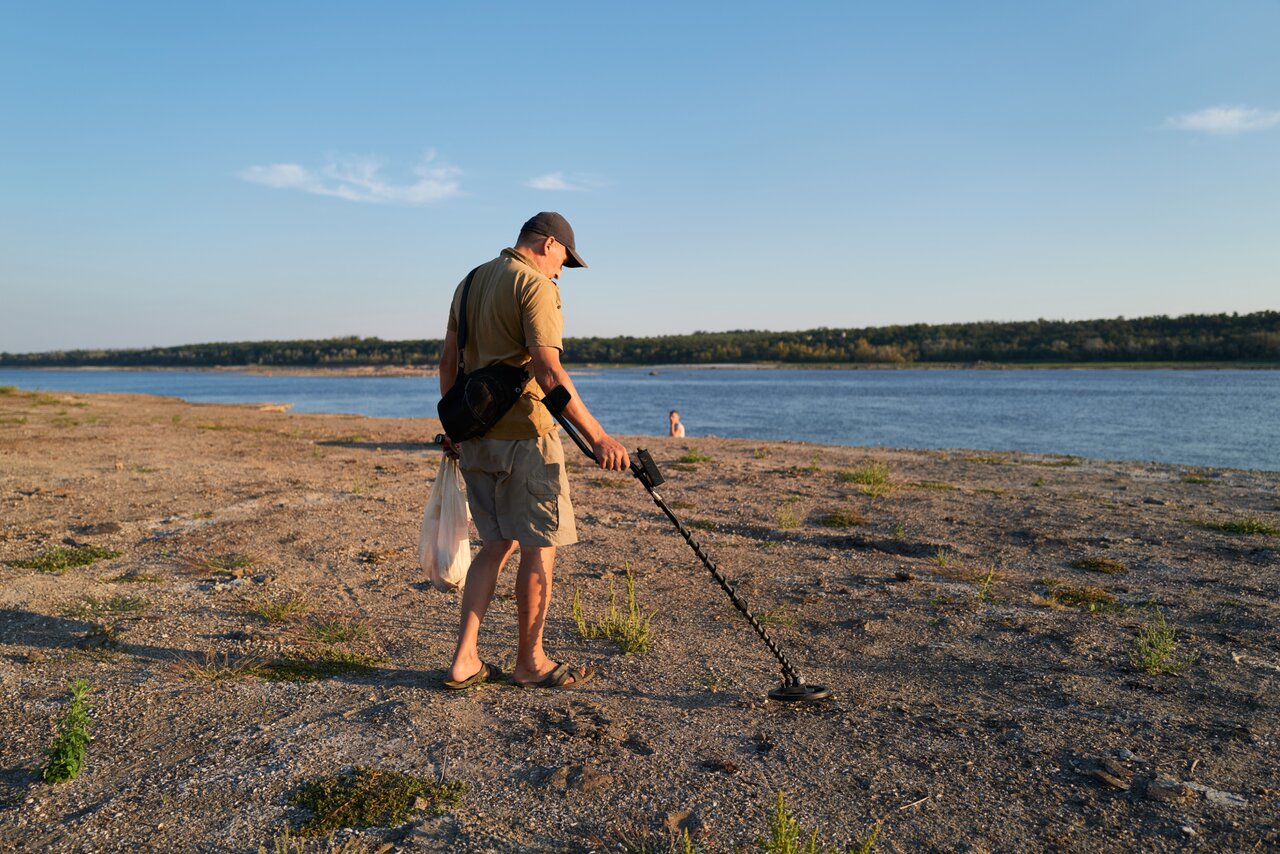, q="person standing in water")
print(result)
[668,409,685,437]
